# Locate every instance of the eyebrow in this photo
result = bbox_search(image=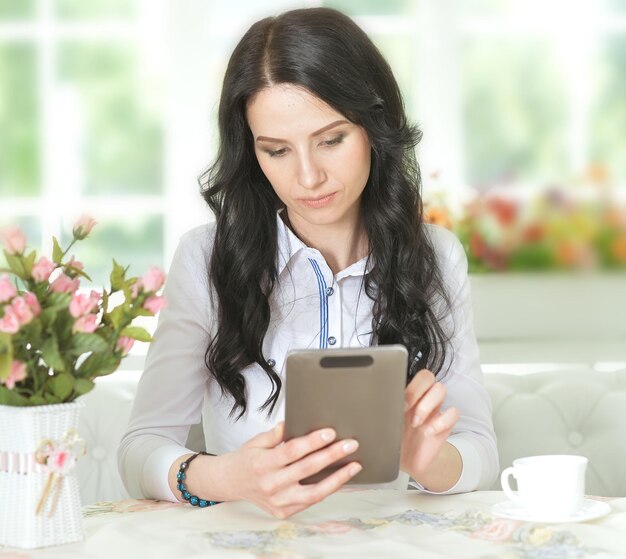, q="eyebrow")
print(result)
[255,119,349,143]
